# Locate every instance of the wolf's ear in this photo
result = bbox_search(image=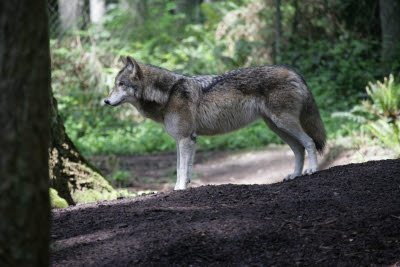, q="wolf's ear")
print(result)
[126,56,142,79]
[120,55,127,66]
